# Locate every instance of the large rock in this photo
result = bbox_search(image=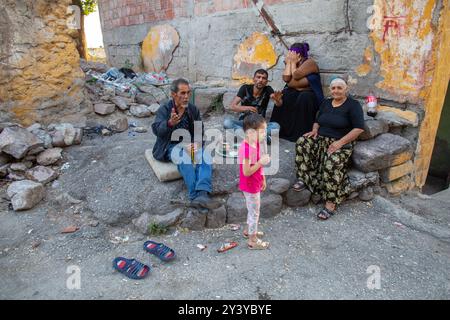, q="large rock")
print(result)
[30,129,53,149]
[260,193,283,218]
[110,96,130,111]
[376,106,419,128]
[149,103,161,114]
[0,152,12,166]
[135,93,158,106]
[348,170,380,192]
[269,178,291,194]
[352,133,413,173]
[94,103,116,115]
[226,192,248,223]
[205,205,227,229]
[130,104,153,118]
[226,192,283,223]
[36,148,63,166]
[284,188,311,207]
[192,87,228,116]
[180,209,206,231]
[80,58,109,73]
[359,186,375,201]
[379,161,414,183]
[212,163,239,195]
[7,180,45,211]
[25,166,58,184]
[0,126,44,159]
[385,175,414,195]
[50,123,82,147]
[359,119,389,141]
[9,162,32,172]
[132,208,184,234]
[108,117,128,132]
